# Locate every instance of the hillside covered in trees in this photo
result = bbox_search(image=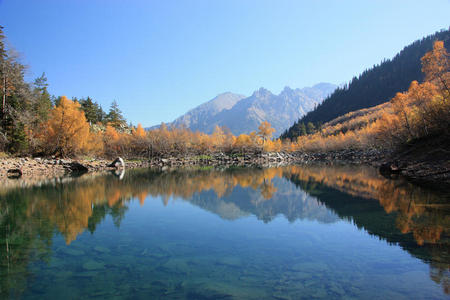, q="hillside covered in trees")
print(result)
[0,24,309,159]
[290,40,449,159]
[1,23,449,167]
[282,28,450,140]
[0,25,129,156]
